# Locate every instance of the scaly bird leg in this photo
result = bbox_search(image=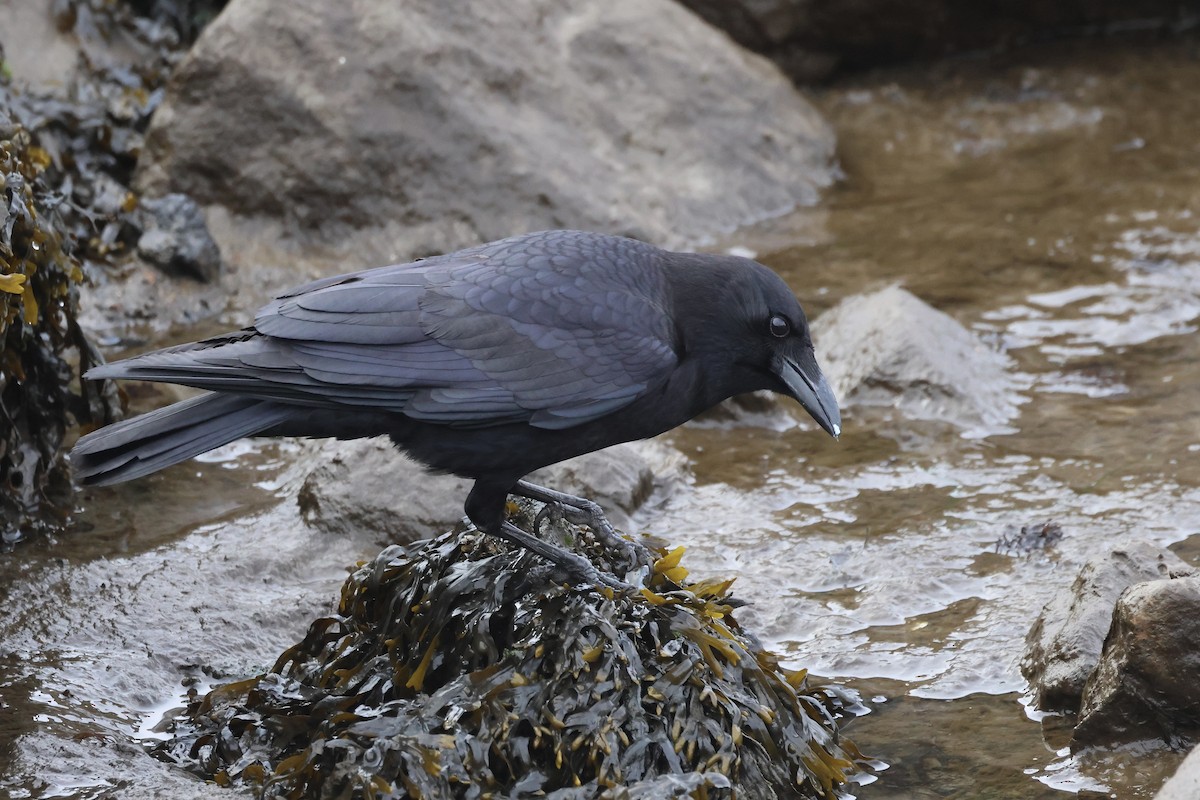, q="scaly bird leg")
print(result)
[492,521,628,590]
[513,480,654,570]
